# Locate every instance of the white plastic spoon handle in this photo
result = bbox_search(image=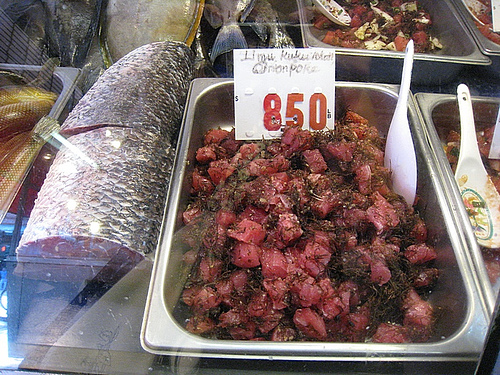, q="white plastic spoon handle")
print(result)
[394,40,414,118]
[457,84,483,168]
